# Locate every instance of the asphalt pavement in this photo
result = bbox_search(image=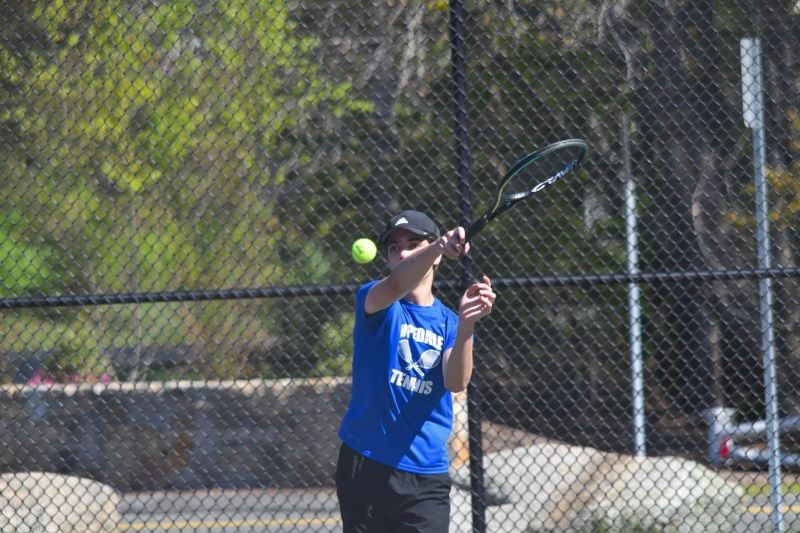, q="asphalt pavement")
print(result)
[117,487,800,532]
[118,488,341,533]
